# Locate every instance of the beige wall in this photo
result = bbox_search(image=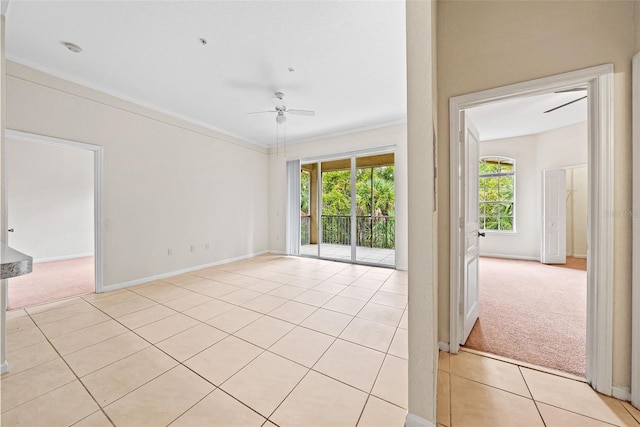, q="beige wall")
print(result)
[6,61,270,288]
[437,1,635,389]
[406,0,438,422]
